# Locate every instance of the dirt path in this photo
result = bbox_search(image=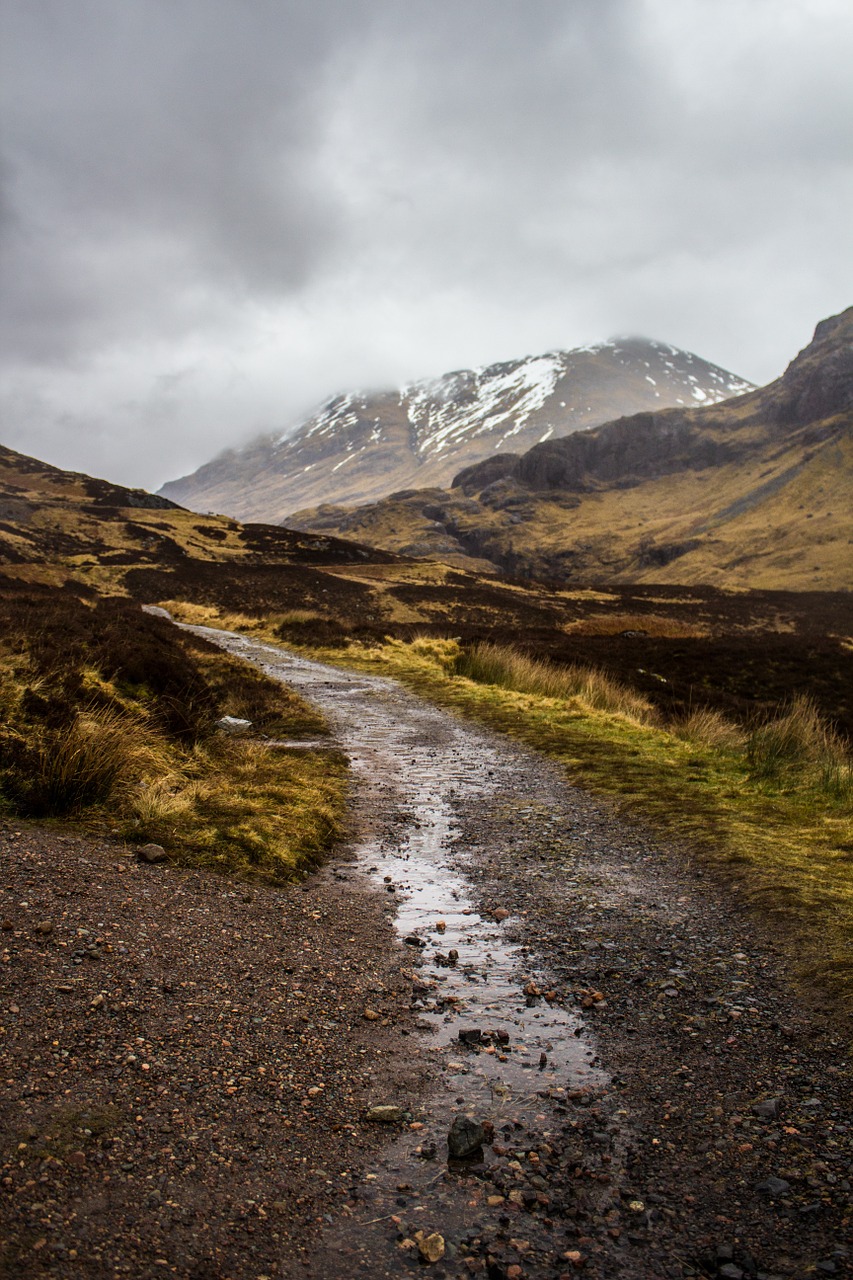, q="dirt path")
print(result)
[1,629,850,1280]
[194,630,851,1280]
